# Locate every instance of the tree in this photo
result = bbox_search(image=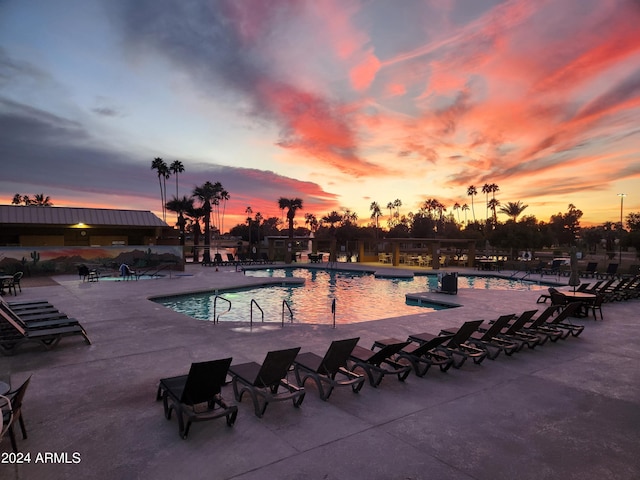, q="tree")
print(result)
[386,201,395,227]
[11,193,52,206]
[278,197,303,263]
[166,195,194,245]
[549,204,583,246]
[245,206,253,246]
[453,203,461,223]
[499,201,529,222]
[467,185,477,222]
[481,183,491,222]
[169,160,185,199]
[193,181,228,264]
[626,212,640,231]
[369,201,382,235]
[304,213,319,233]
[488,198,500,227]
[462,204,470,225]
[151,157,169,221]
